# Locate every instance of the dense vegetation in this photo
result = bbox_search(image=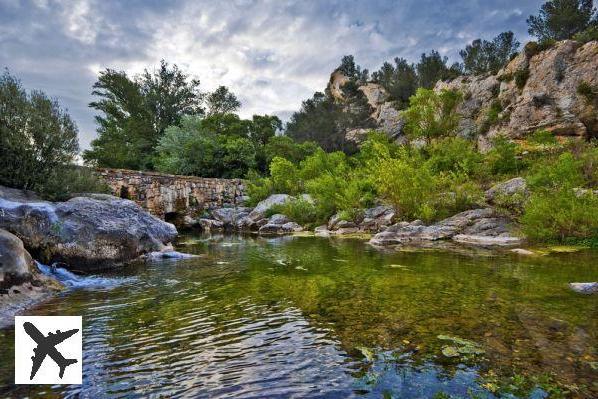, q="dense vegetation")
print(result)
[0,71,107,200]
[250,87,598,244]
